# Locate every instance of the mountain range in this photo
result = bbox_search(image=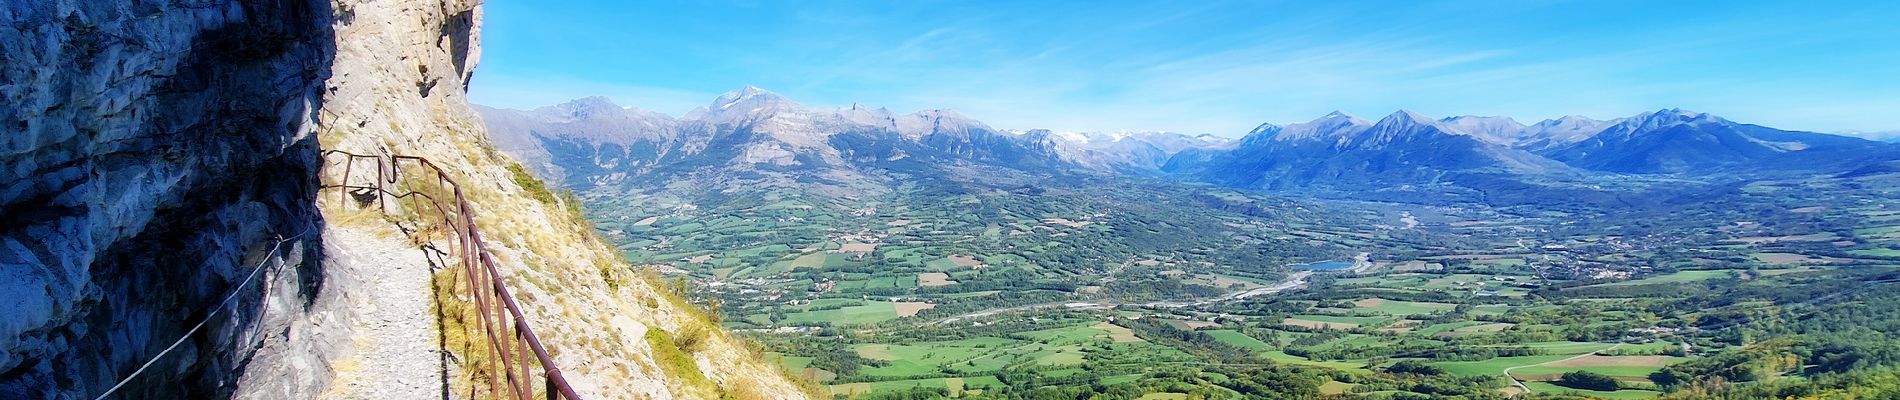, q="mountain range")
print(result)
[477,87,1077,195]
[477,87,1900,204]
